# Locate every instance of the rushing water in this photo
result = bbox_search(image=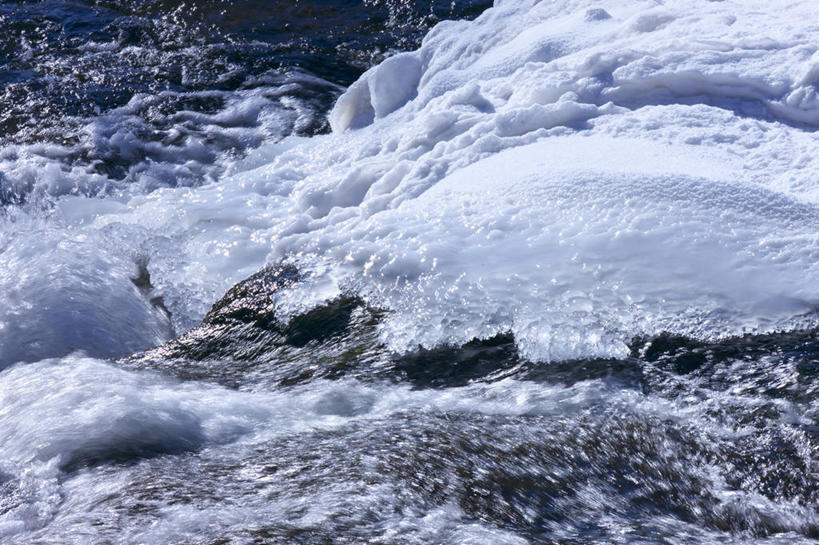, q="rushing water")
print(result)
[0,0,488,199]
[1,0,818,544]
